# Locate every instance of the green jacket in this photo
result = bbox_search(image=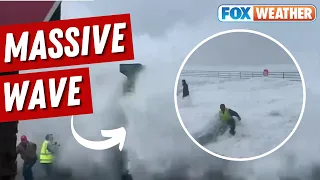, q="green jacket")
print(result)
[219,108,241,122]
